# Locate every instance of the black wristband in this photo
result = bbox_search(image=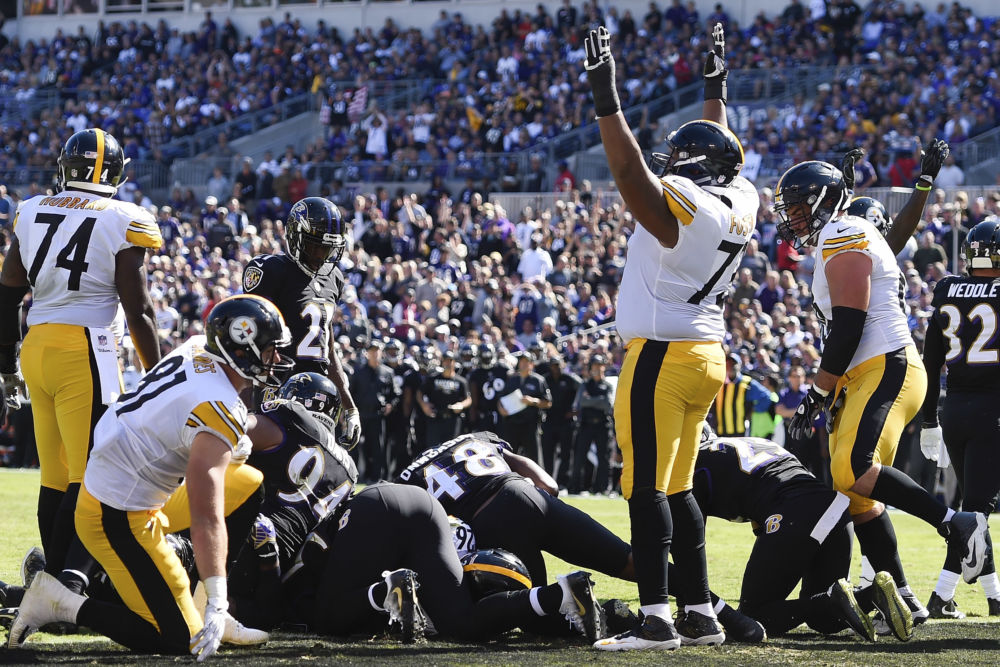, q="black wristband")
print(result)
[819,306,867,377]
[586,66,621,118]
[704,76,728,104]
